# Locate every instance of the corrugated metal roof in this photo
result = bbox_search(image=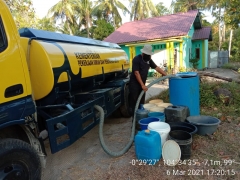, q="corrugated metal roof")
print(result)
[104,10,199,44]
[192,27,212,40]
